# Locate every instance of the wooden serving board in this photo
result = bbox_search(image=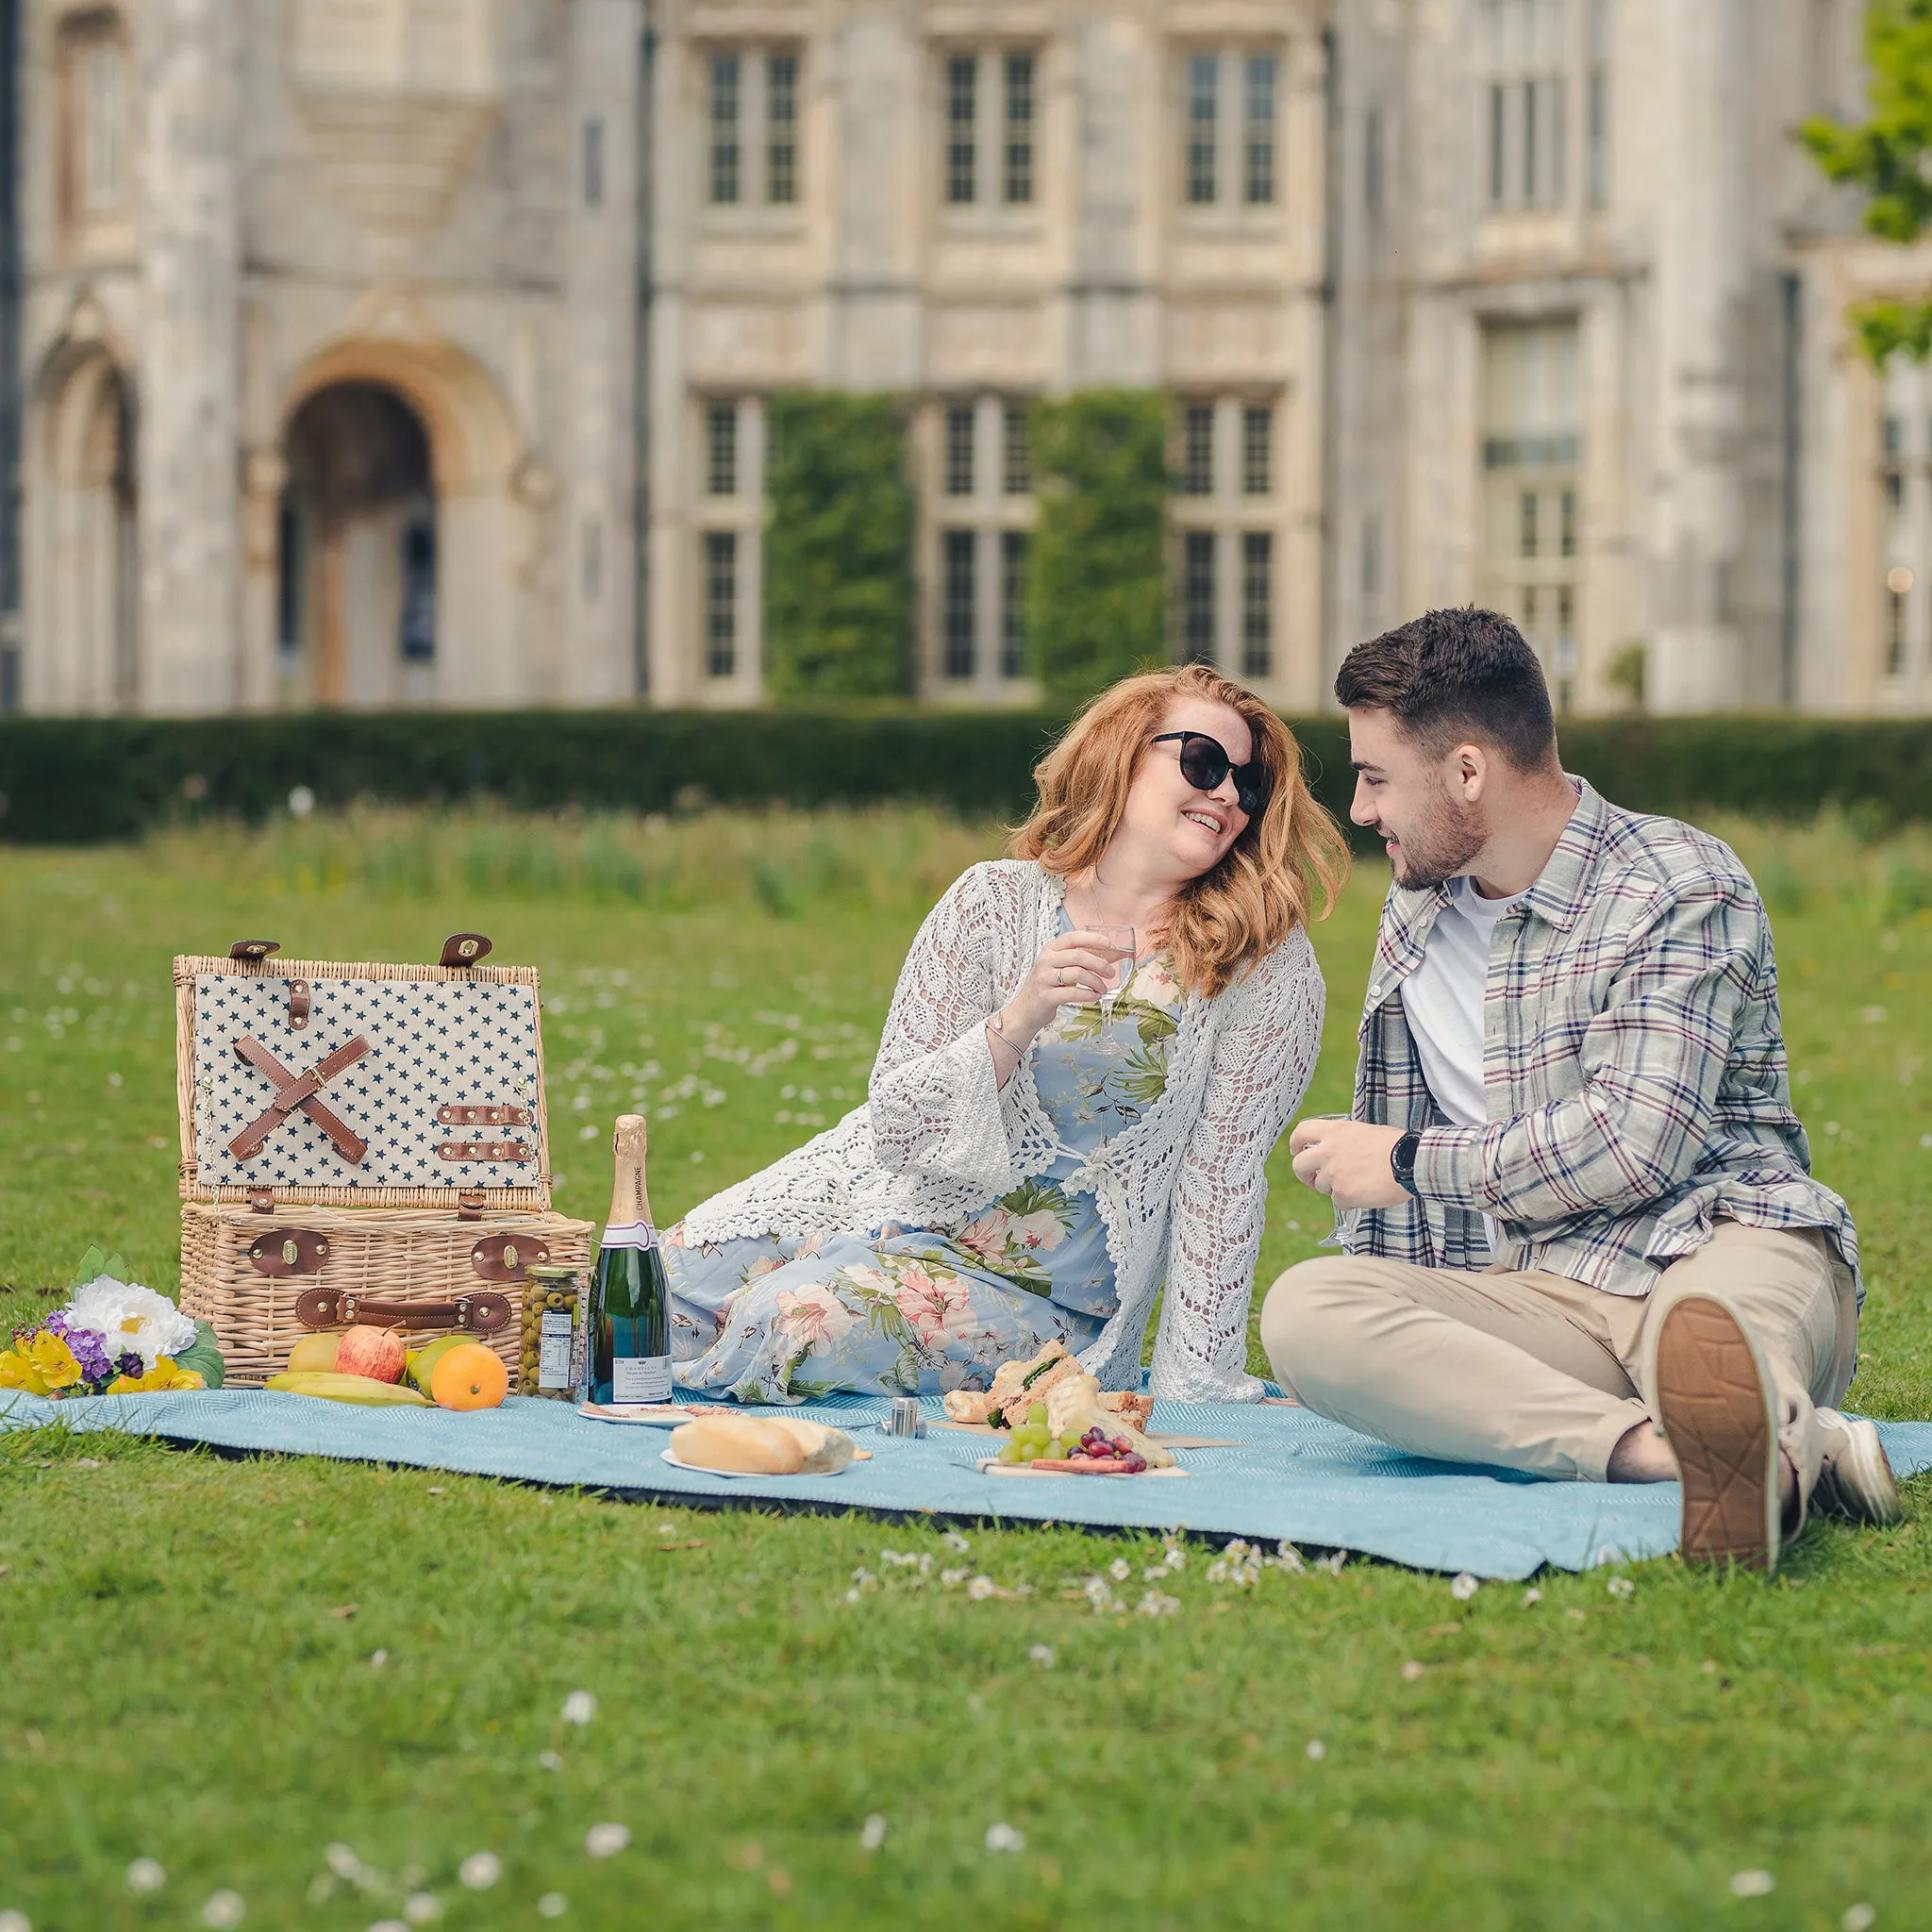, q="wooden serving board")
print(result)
[976,1457,1190,1480]
[935,1417,1239,1450]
